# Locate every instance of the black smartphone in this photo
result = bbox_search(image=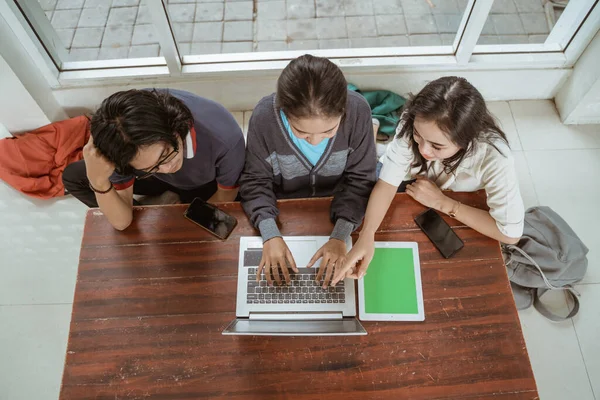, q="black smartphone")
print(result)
[414,208,464,258]
[184,198,238,240]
